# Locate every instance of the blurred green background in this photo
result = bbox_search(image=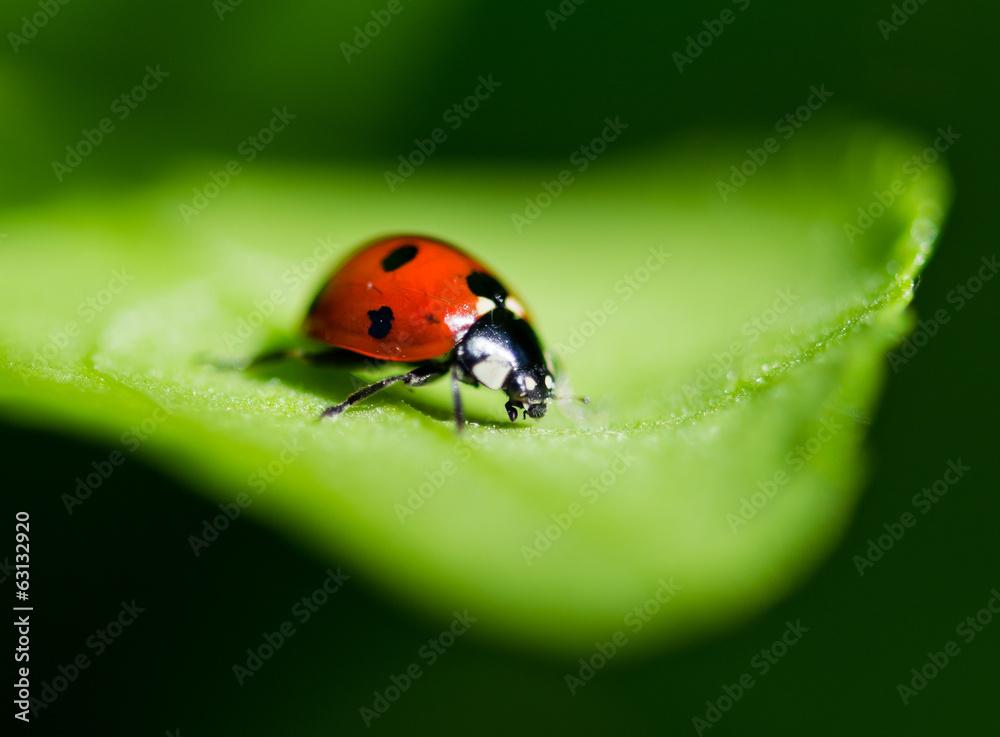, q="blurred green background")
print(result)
[3,1,998,734]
